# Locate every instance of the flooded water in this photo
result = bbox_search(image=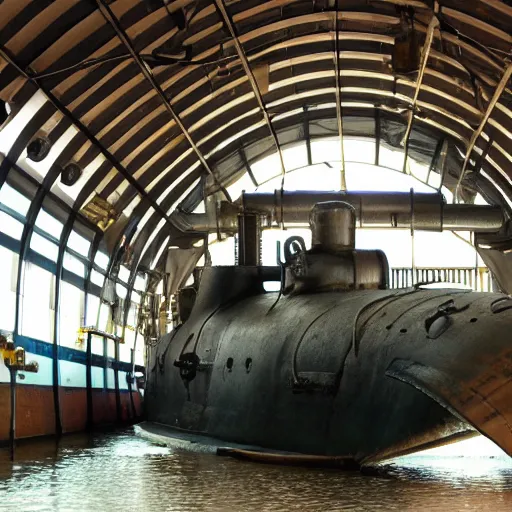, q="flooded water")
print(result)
[1,429,512,511]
